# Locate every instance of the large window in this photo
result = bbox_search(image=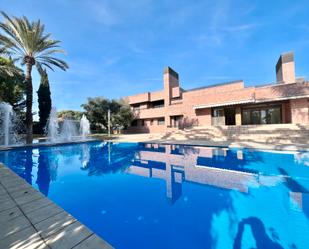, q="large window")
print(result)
[242,105,281,125]
[212,108,224,117]
[212,108,225,126]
